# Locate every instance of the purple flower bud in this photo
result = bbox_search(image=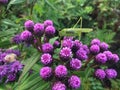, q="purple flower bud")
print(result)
[6,49,21,56]
[40,67,52,80]
[62,39,73,48]
[44,20,53,27]
[72,40,82,52]
[91,38,101,45]
[90,45,100,54]
[95,53,107,64]
[53,40,60,48]
[70,58,82,70]
[55,65,68,78]
[60,47,72,61]
[0,65,7,77]
[33,23,44,36]
[103,51,113,60]
[82,45,90,54]
[68,75,81,89]
[7,73,16,82]
[42,43,53,54]
[24,20,34,31]
[105,69,117,79]
[112,54,119,63]
[76,49,88,60]
[0,0,8,4]
[100,42,109,51]
[45,26,55,38]
[41,53,53,66]
[52,81,66,90]
[95,69,106,79]
[12,34,22,44]
[63,36,73,40]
